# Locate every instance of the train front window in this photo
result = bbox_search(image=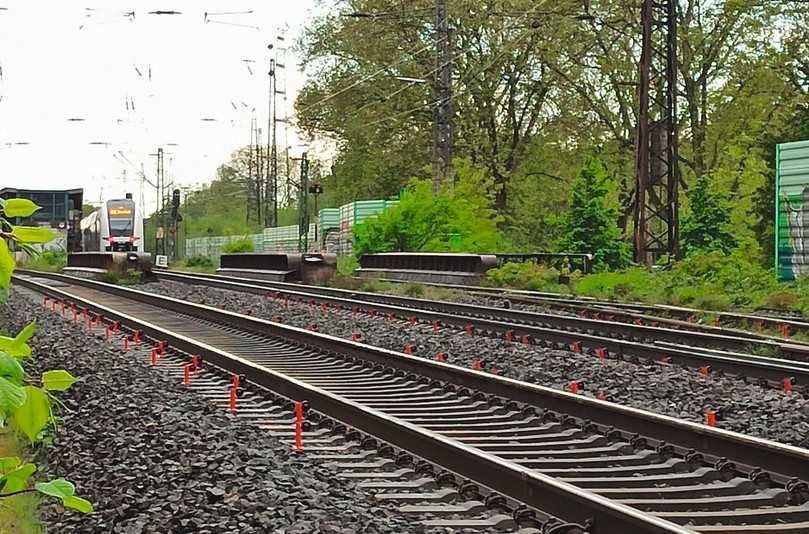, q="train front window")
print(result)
[109,217,133,237]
